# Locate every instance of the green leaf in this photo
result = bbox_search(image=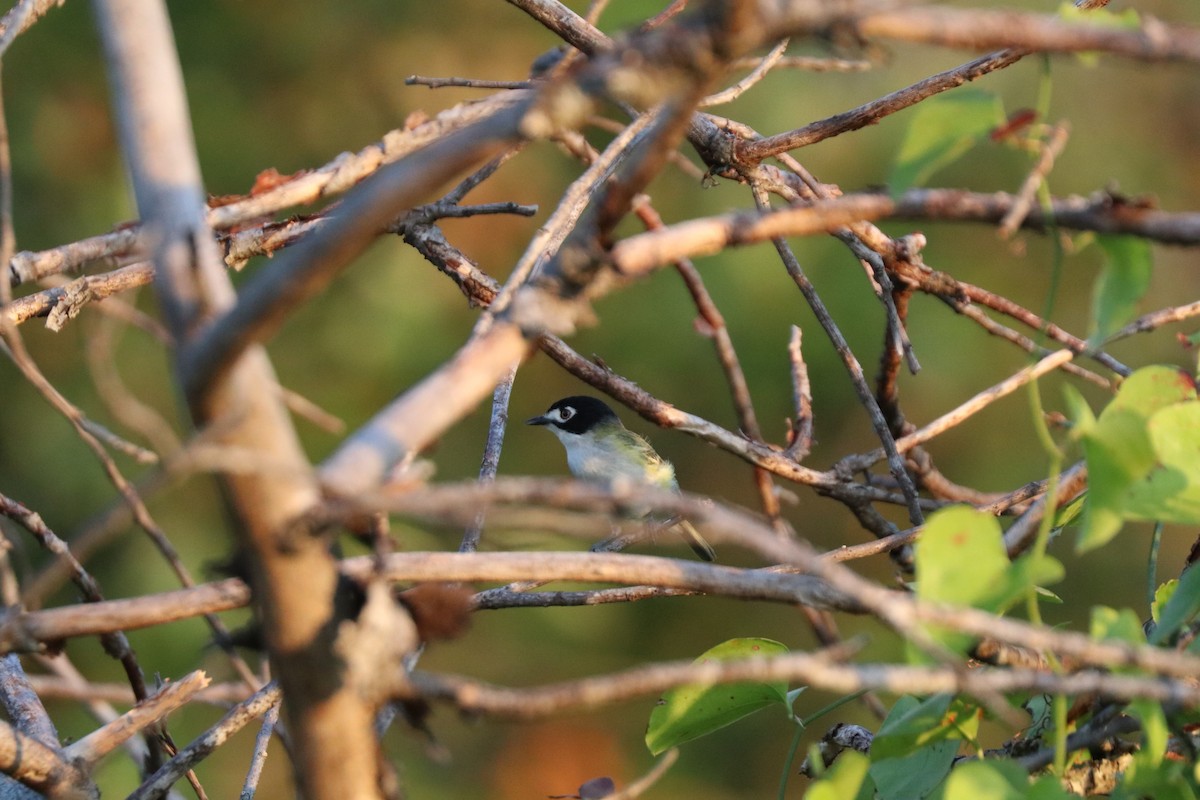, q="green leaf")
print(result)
[1123,403,1200,525]
[872,695,958,760]
[1050,492,1087,531]
[871,740,957,800]
[939,759,1038,800]
[1057,2,1142,67]
[1058,2,1141,30]
[1077,366,1199,551]
[1090,235,1153,342]
[1108,366,1197,414]
[644,638,789,754]
[912,507,1008,657]
[1028,773,1083,800]
[888,90,1004,194]
[912,507,1063,658]
[1129,699,1169,770]
[1062,382,1096,440]
[869,695,989,800]
[1114,756,1198,800]
[915,507,1010,607]
[1153,579,1178,624]
[1151,567,1200,645]
[935,759,1076,799]
[1090,605,1146,649]
[807,751,874,800]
